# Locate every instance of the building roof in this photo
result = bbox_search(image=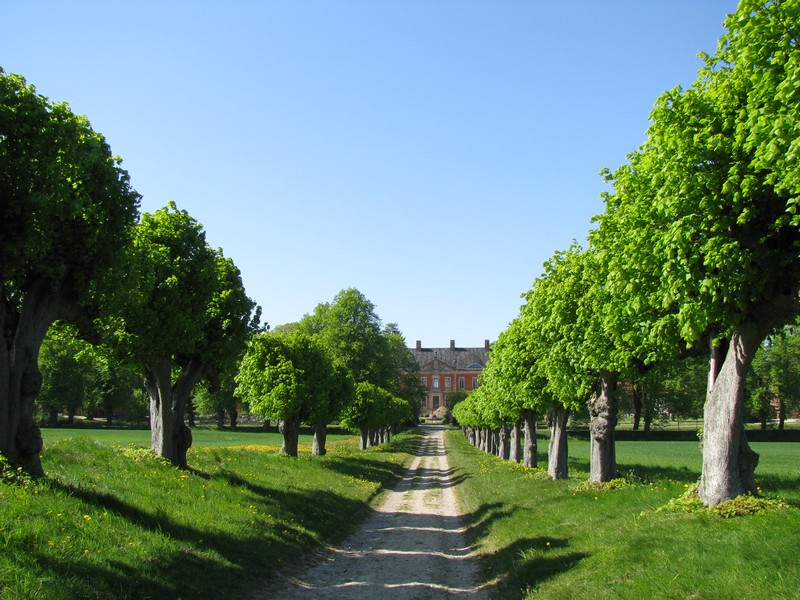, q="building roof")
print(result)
[409,340,491,372]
